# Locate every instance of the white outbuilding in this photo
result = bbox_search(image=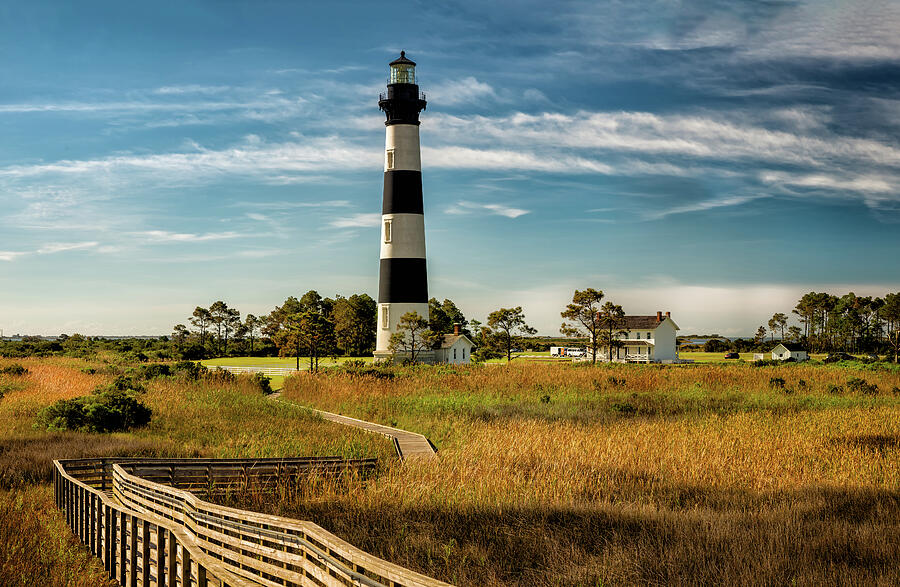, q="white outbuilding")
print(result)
[433,333,475,364]
[771,343,808,361]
